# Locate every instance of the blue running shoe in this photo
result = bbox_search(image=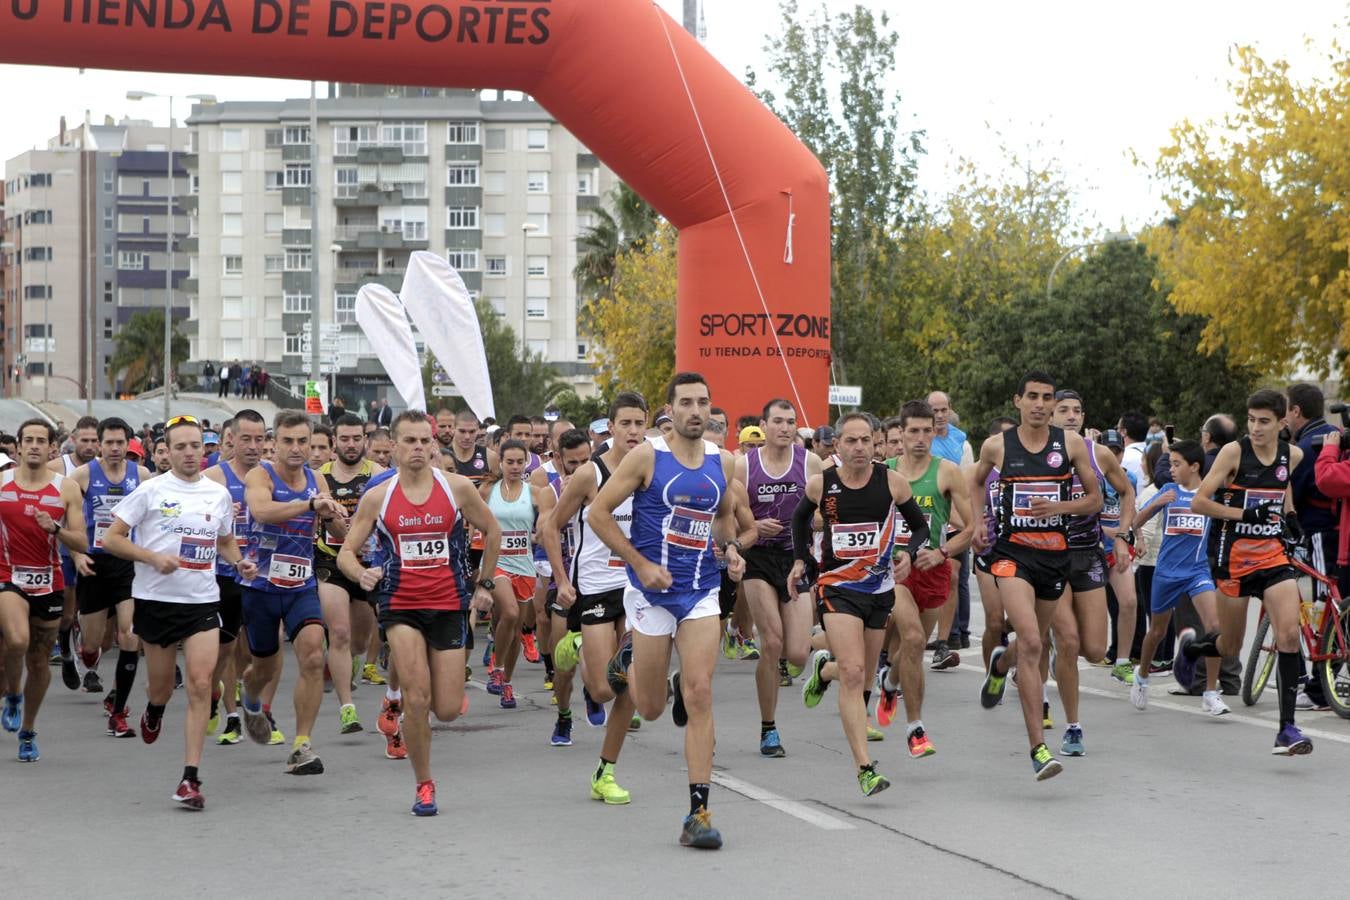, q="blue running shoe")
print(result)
[482,637,494,668]
[583,687,606,727]
[1031,743,1063,781]
[1061,726,1085,757]
[17,729,38,762]
[1172,629,1197,690]
[1,694,21,733]
[1272,723,1313,756]
[412,781,438,817]
[759,728,786,758]
[550,715,574,747]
